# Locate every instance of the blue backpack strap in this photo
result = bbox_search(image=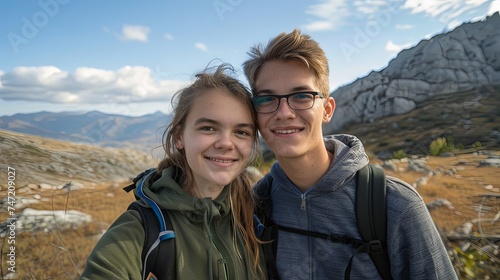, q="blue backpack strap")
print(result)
[354,164,392,280]
[126,170,176,280]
